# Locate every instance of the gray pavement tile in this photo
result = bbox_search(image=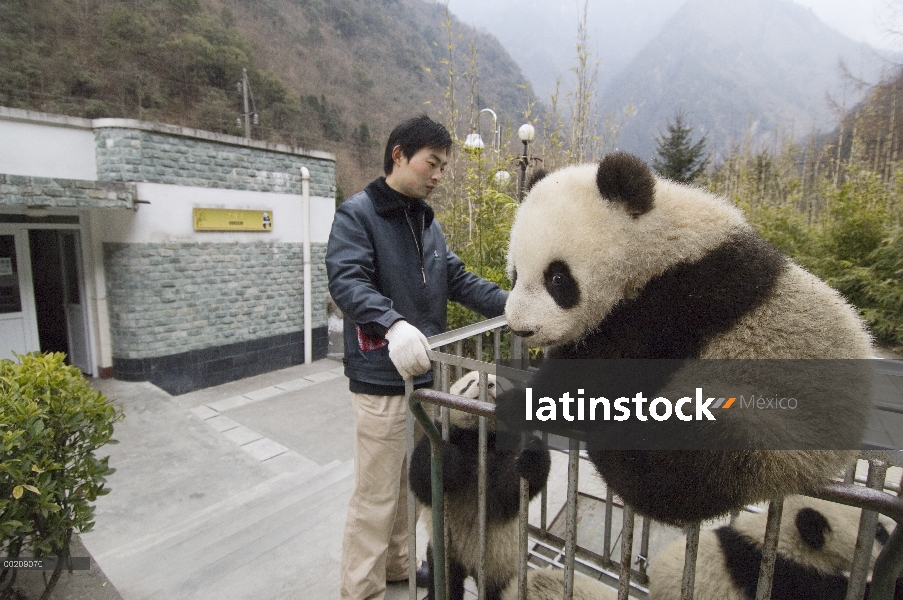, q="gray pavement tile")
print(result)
[206,415,241,432]
[261,450,320,474]
[242,438,290,461]
[274,377,316,392]
[190,405,219,420]
[303,370,343,383]
[244,386,285,401]
[208,394,257,412]
[222,425,264,446]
